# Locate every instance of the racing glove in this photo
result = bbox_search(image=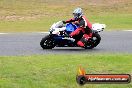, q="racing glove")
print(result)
[62,21,66,24]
